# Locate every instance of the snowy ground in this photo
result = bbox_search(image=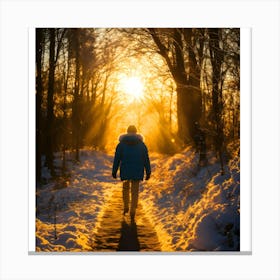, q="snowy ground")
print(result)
[36,145,240,252]
[36,150,117,251]
[140,145,240,251]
